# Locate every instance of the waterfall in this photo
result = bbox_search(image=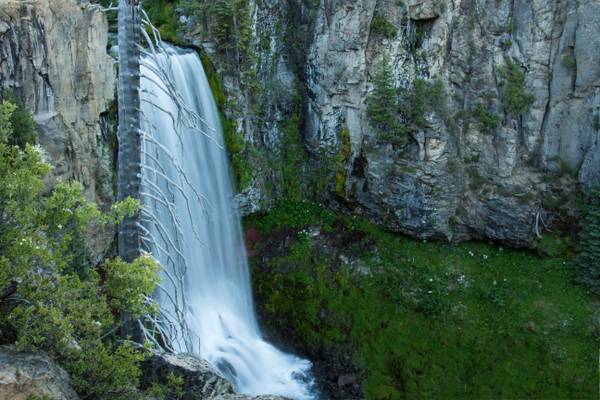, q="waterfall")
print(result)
[139,45,315,399]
